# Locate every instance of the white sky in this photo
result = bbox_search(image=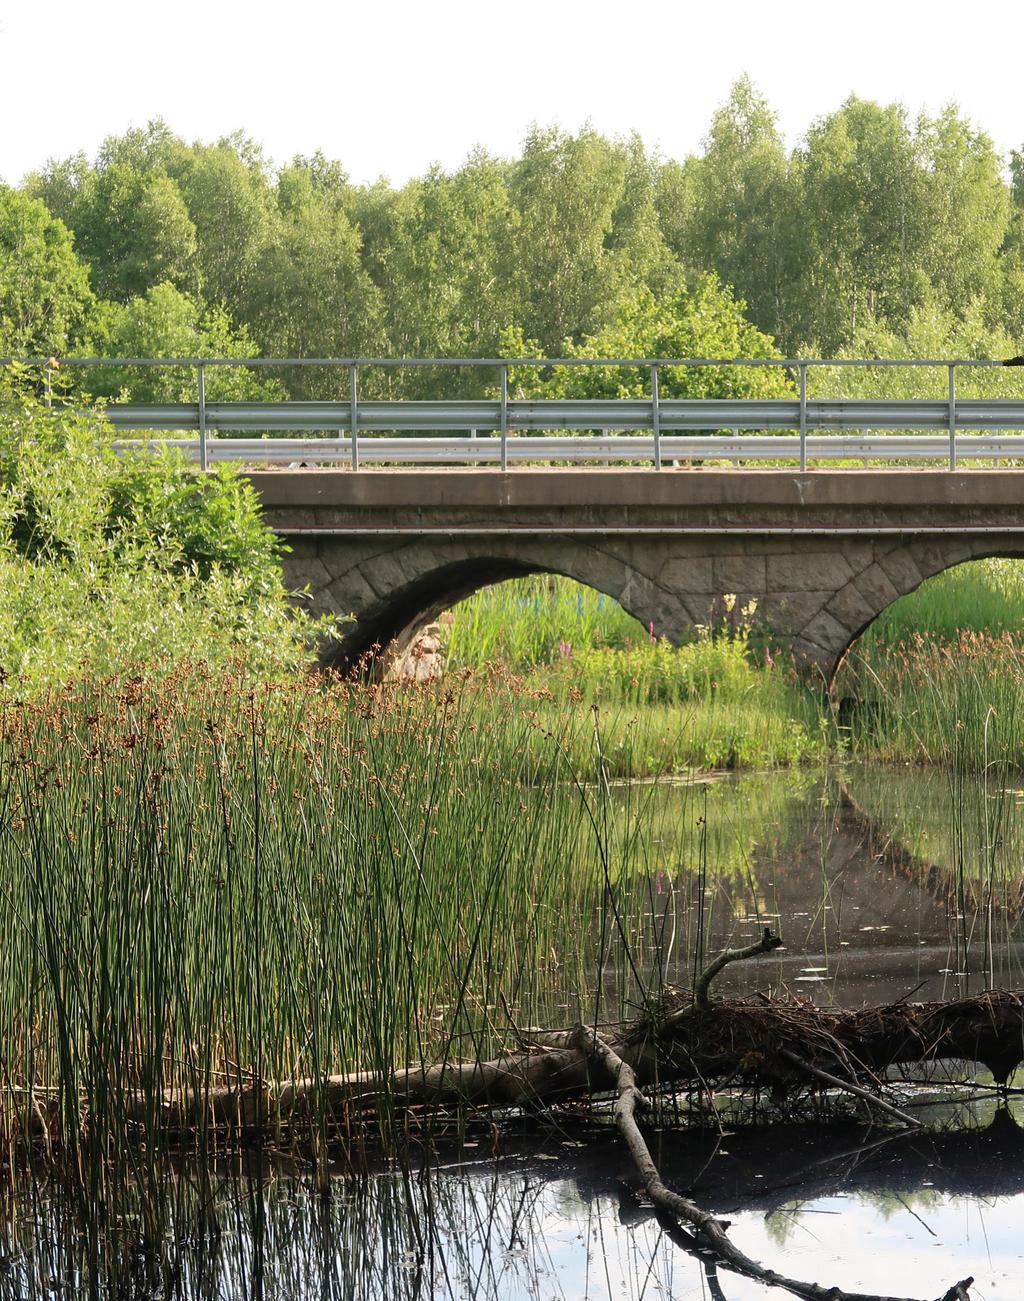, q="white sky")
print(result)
[1,0,1021,187]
